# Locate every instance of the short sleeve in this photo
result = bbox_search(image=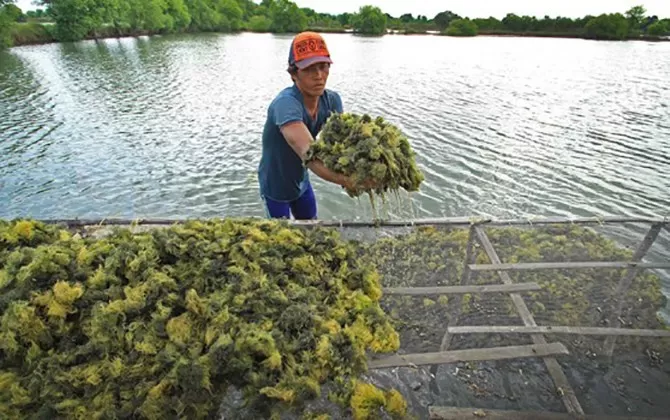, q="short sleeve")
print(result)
[330,91,343,113]
[272,95,304,128]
